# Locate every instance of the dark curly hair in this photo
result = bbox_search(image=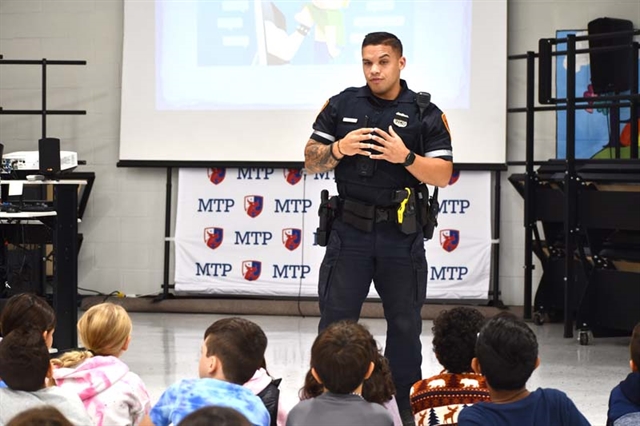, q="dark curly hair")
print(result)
[299,327,395,404]
[363,349,396,404]
[432,307,485,374]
